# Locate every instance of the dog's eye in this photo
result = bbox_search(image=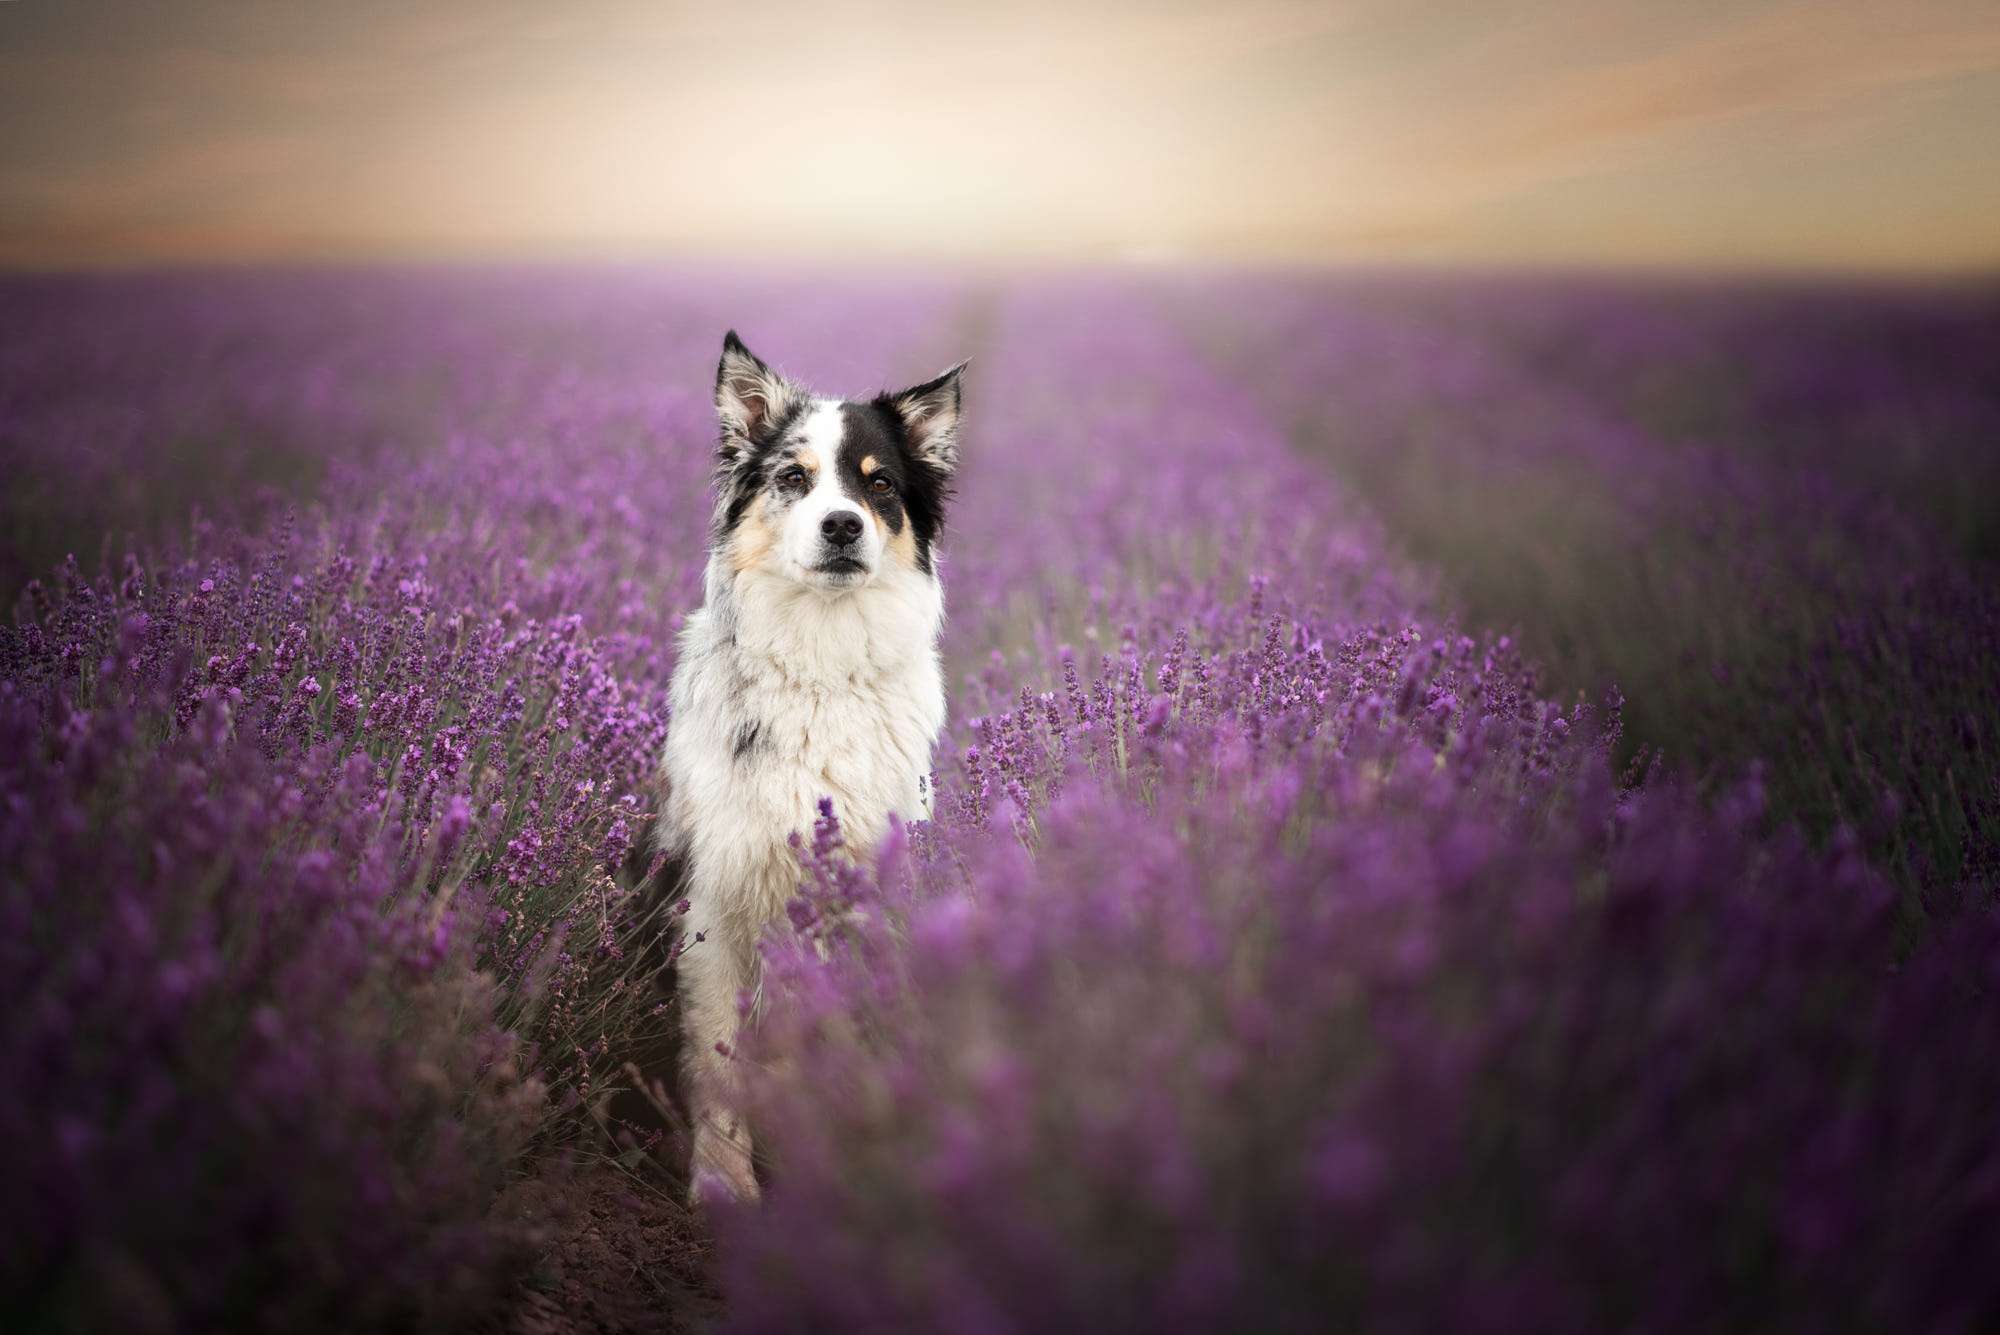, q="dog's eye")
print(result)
[778,467,808,490]
[869,475,894,495]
